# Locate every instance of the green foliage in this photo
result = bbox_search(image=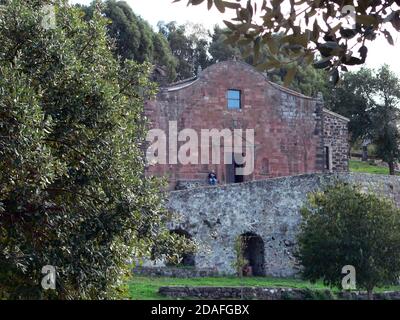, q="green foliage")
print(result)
[81,0,177,83]
[297,183,400,295]
[158,21,211,80]
[81,1,330,93]
[328,65,400,174]
[326,68,373,142]
[208,25,240,63]
[232,236,248,277]
[178,0,400,83]
[368,65,400,173]
[268,60,330,97]
[0,0,191,299]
